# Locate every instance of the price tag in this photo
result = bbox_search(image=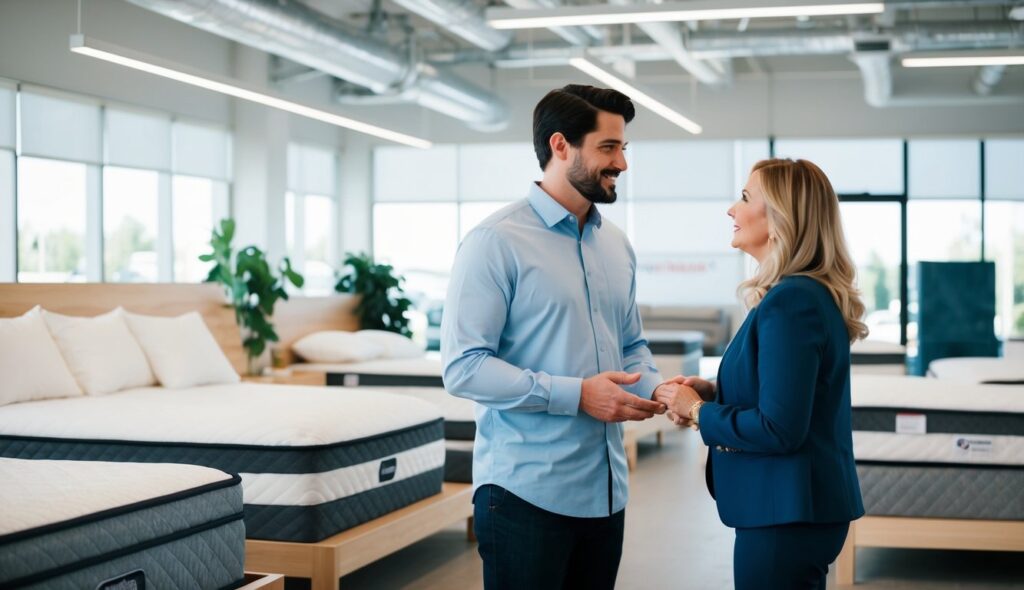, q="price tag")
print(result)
[895,413,927,434]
